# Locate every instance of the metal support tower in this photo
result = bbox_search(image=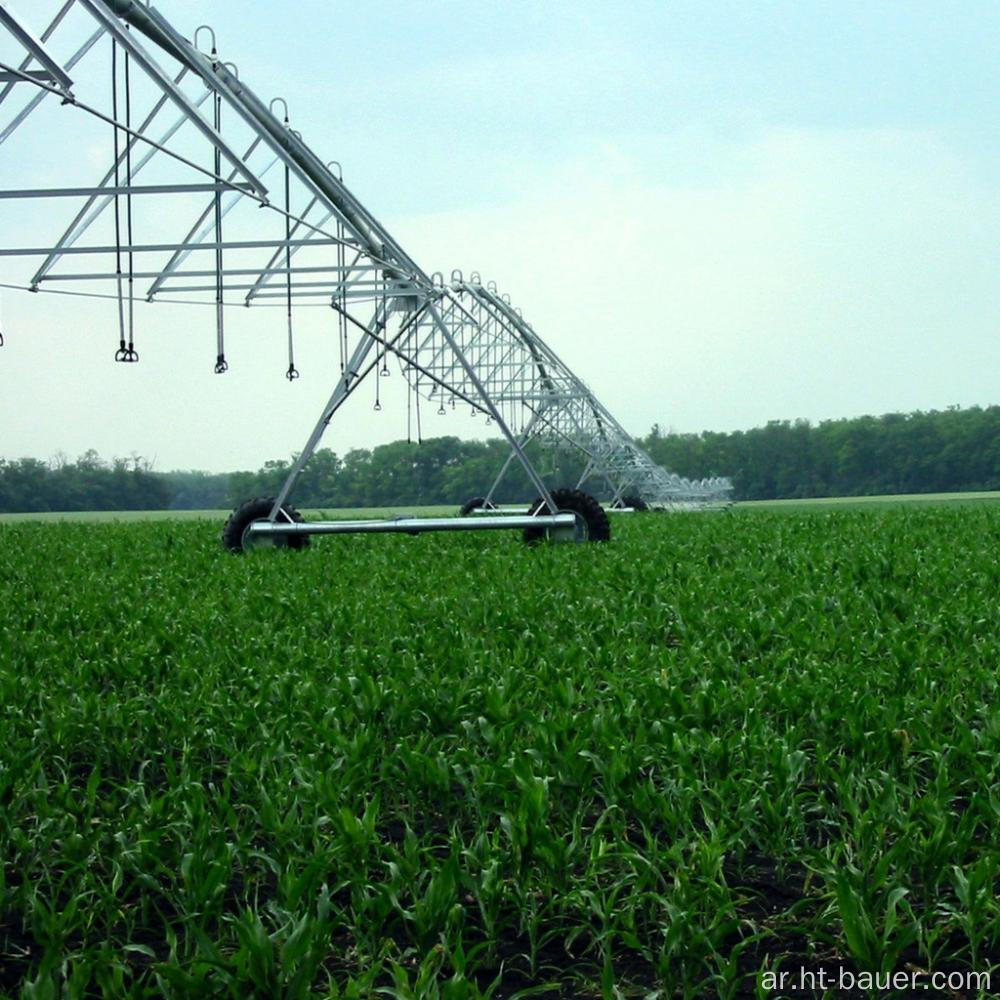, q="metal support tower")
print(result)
[0,0,731,547]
